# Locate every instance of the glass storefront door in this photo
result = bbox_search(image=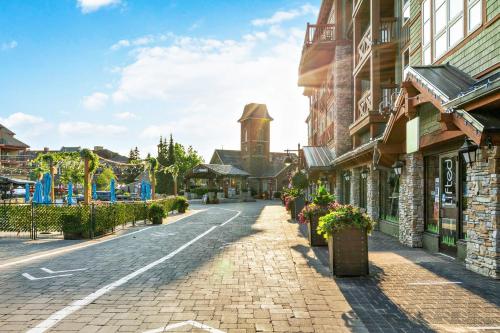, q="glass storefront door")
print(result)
[439,154,459,255]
